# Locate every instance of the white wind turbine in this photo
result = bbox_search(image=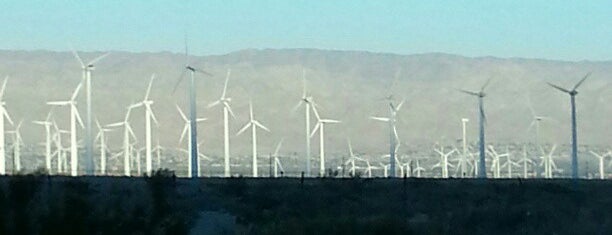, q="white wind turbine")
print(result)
[500,147,520,178]
[95,120,114,175]
[270,139,285,178]
[177,105,207,177]
[152,137,164,170]
[51,120,68,174]
[0,77,13,175]
[172,37,213,178]
[131,74,159,175]
[107,105,138,176]
[518,145,535,178]
[208,69,236,177]
[459,78,493,178]
[546,72,591,179]
[458,118,470,177]
[345,138,361,177]
[414,159,425,178]
[47,82,84,176]
[310,104,340,177]
[7,121,23,173]
[487,145,508,179]
[370,98,404,178]
[589,151,610,180]
[432,145,457,178]
[33,112,53,172]
[236,101,270,177]
[72,50,110,175]
[292,69,314,177]
[539,145,559,179]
